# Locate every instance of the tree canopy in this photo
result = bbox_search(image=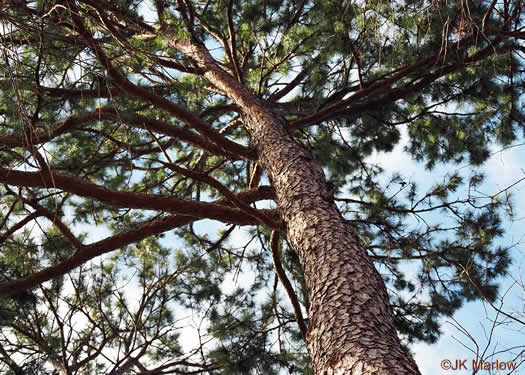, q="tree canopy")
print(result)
[0,0,524,374]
